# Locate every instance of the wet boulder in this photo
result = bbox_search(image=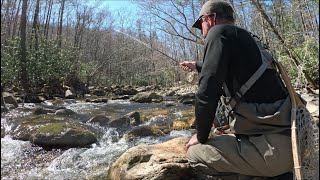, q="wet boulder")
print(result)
[108,137,192,179]
[130,92,163,103]
[12,115,62,141]
[109,116,130,128]
[87,115,110,126]
[55,108,76,116]
[178,93,195,105]
[109,111,141,128]
[2,92,18,108]
[124,125,160,141]
[127,111,141,126]
[30,122,97,148]
[33,107,56,115]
